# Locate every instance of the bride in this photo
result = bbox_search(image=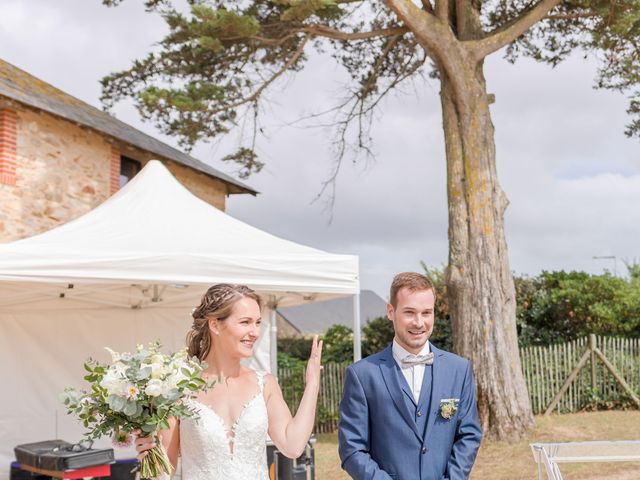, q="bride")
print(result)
[134,283,323,479]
